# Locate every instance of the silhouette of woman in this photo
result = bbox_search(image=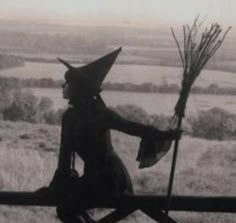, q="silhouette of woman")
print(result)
[49,48,181,223]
